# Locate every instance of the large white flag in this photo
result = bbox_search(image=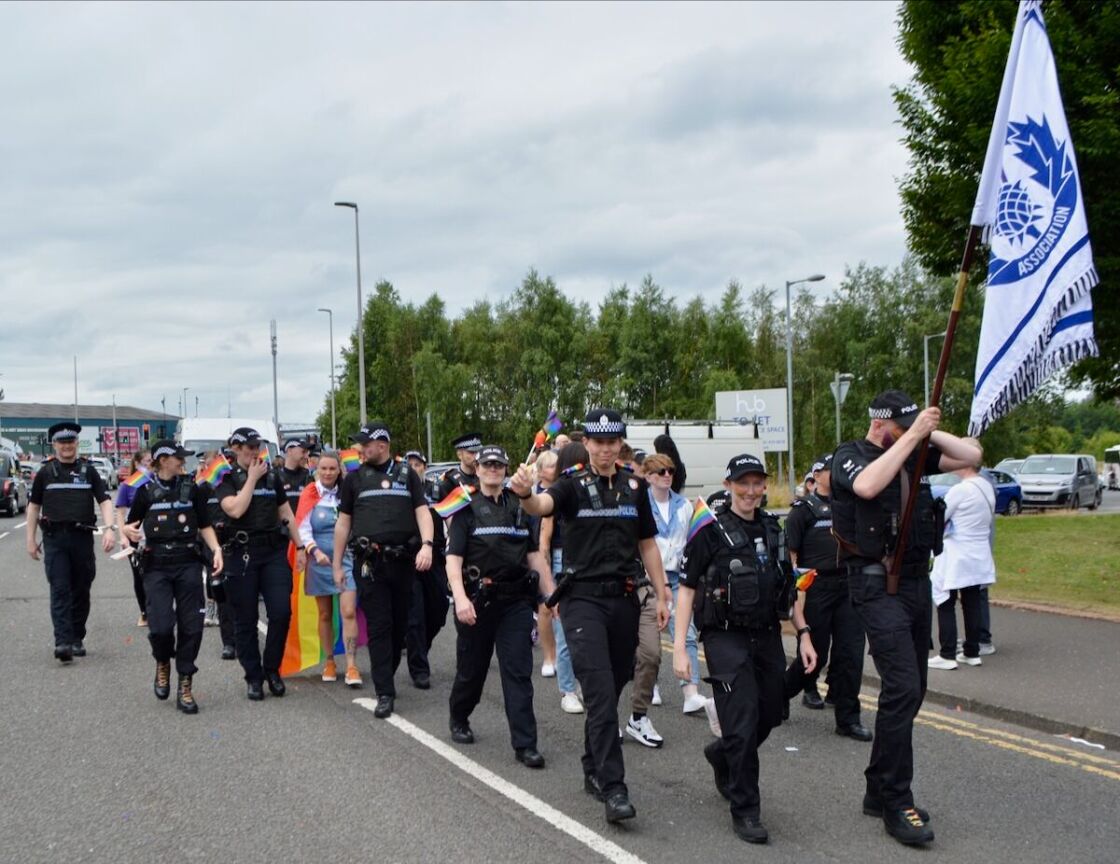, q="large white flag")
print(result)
[968,0,1099,437]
